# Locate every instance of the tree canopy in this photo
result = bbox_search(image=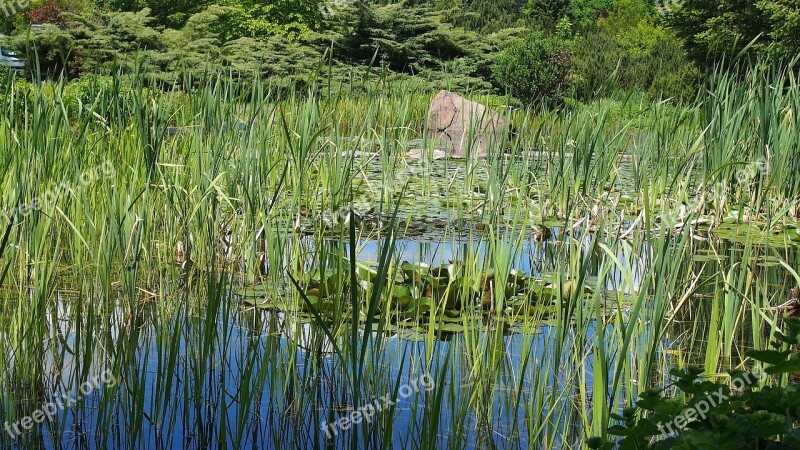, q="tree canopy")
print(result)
[0,0,797,106]
[665,0,800,63]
